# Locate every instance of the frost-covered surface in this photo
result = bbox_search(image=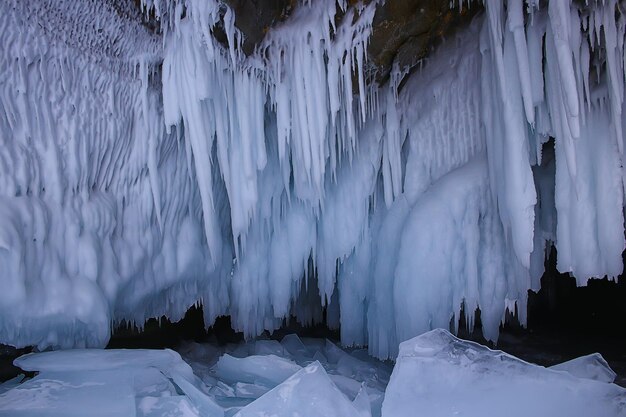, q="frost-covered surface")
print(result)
[382,329,626,417]
[1,333,624,417]
[2,0,626,357]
